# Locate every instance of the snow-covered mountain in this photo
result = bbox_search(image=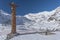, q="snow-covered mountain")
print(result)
[0,10,34,25]
[1,6,60,30]
[24,6,60,30]
[0,10,11,24]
